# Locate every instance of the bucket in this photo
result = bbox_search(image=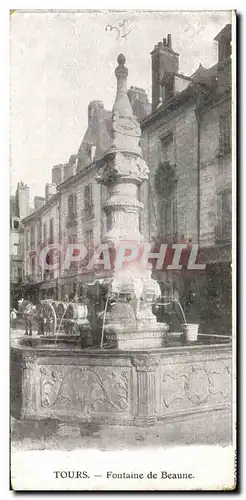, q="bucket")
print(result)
[65,303,88,321]
[181,323,199,342]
